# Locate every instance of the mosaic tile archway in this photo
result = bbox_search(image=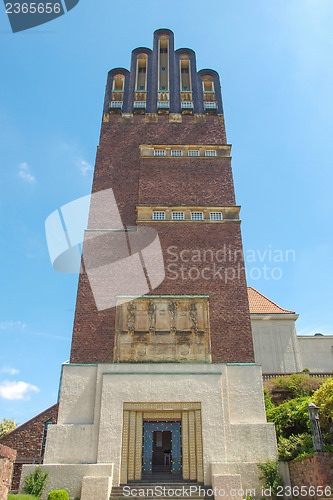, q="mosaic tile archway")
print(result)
[120,402,203,484]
